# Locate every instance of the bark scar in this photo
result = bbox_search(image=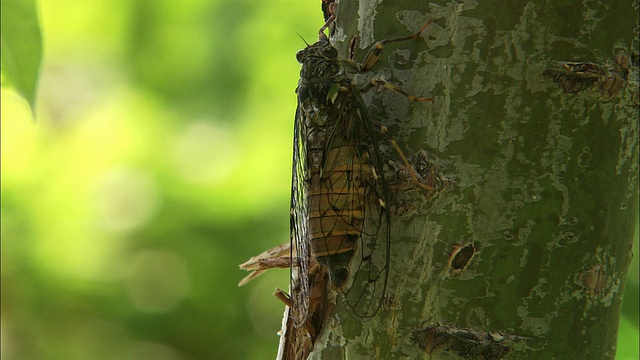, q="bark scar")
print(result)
[412,323,528,359]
